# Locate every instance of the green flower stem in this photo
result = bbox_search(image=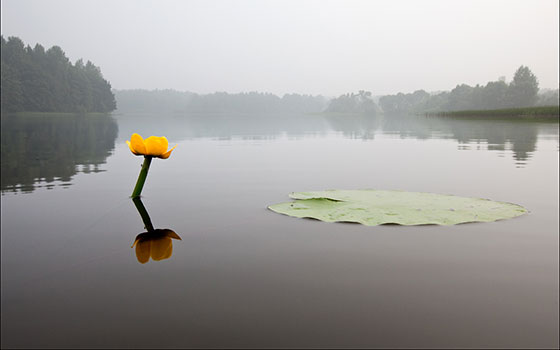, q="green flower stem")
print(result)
[131,156,152,198]
[132,196,155,232]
